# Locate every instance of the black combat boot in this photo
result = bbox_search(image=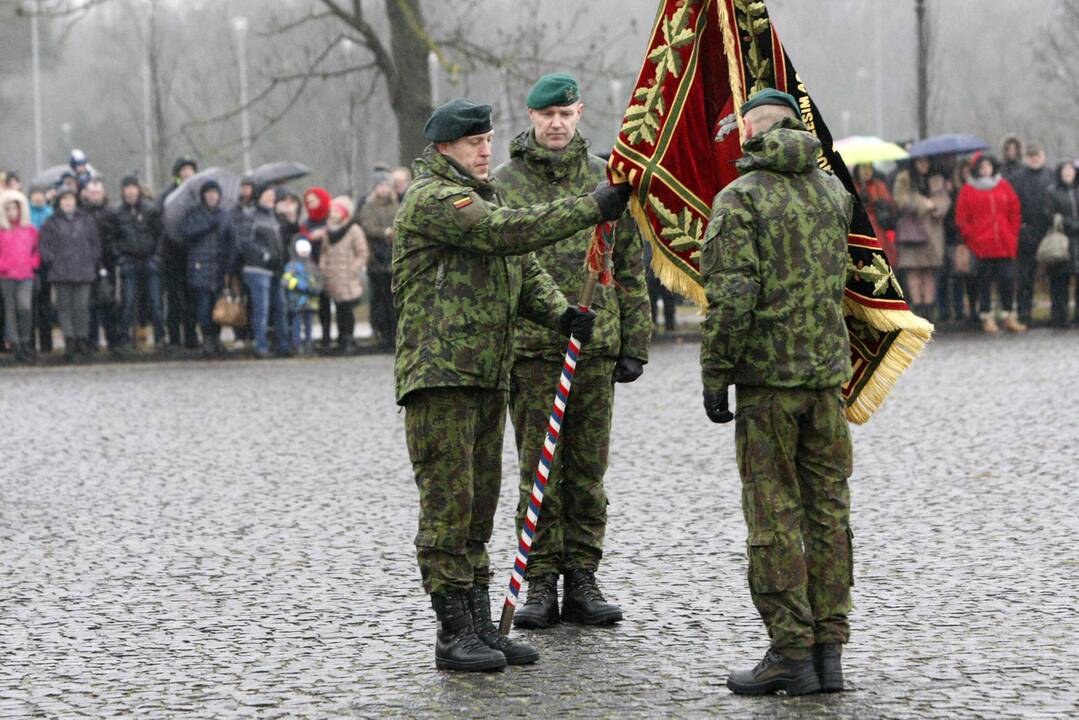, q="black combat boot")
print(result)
[513,573,560,629]
[561,568,623,625]
[430,590,506,672]
[465,585,540,665]
[726,647,821,695]
[813,643,844,692]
